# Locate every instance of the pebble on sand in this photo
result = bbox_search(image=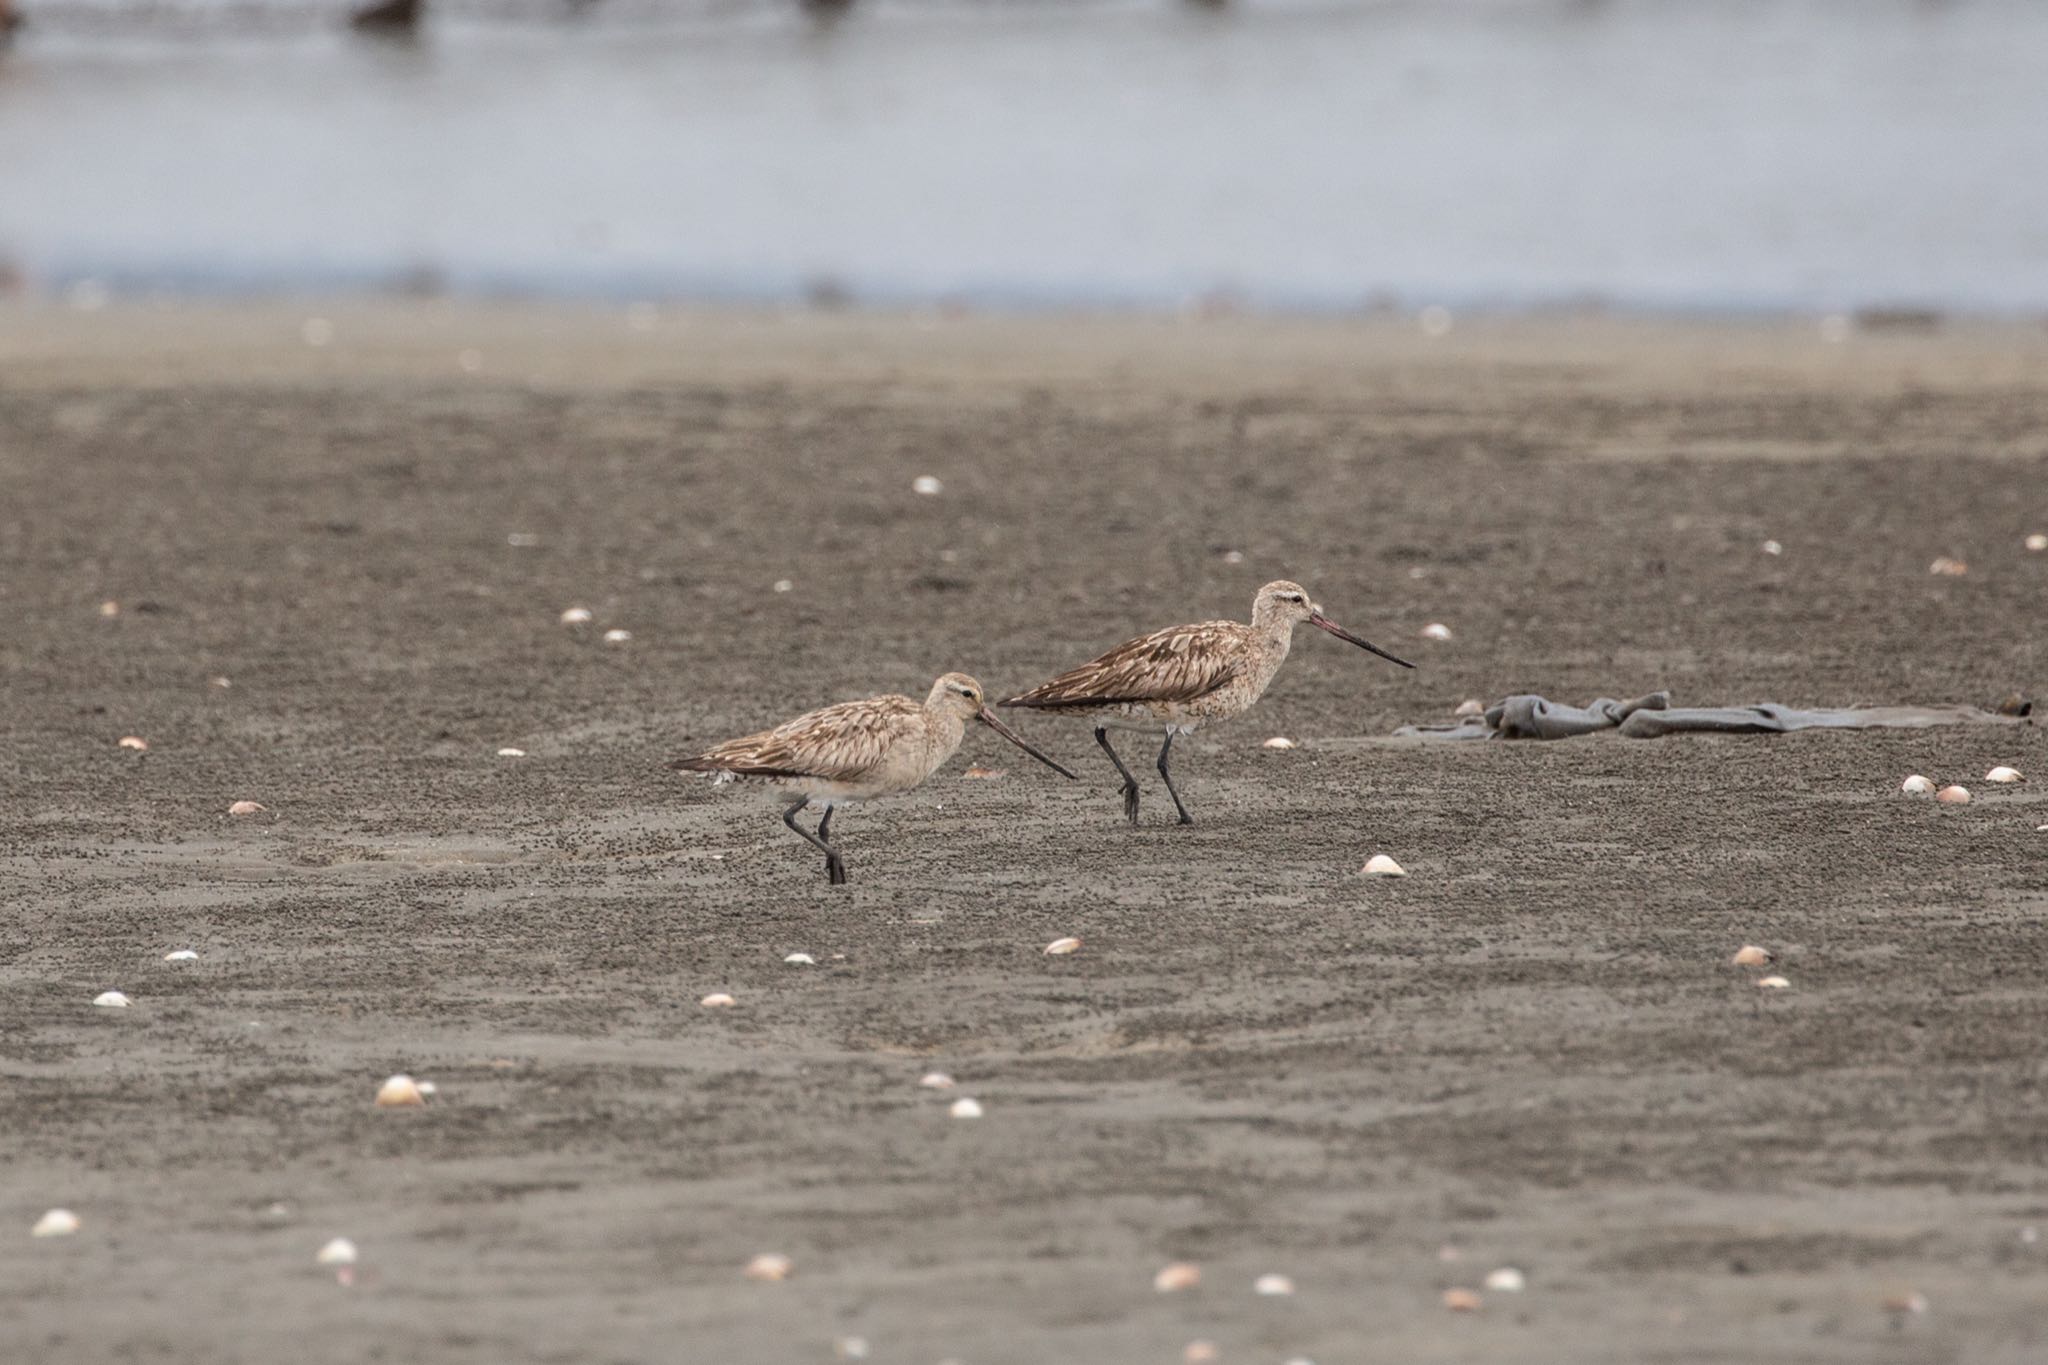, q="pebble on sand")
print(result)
[1936,784,1972,805]
[961,765,1007,778]
[1043,937,1081,955]
[163,949,199,962]
[375,1075,425,1107]
[118,736,149,750]
[1900,775,1935,795]
[98,600,120,618]
[93,991,130,1008]
[228,800,266,816]
[784,952,816,965]
[497,747,527,758]
[1153,1261,1201,1292]
[1360,854,1407,877]
[1756,975,1792,990]
[31,1209,80,1239]
[1929,556,1968,576]
[316,1237,358,1265]
[1254,1273,1296,1296]
[1262,736,1297,749]
[918,1071,956,1090]
[1484,1267,1527,1293]
[1882,1290,1929,1316]
[833,1338,870,1361]
[1442,1288,1483,1312]
[948,1097,983,1119]
[1986,766,2023,783]
[560,606,594,626]
[743,1252,793,1282]
[1761,540,1784,556]
[602,629,632,644]
[700,993,736,1008]
[912,475,943,496]
[1421,622,1454,641]
[1732,945,1773,967]
[1182,1343,1218,1364]
[2027,534,2048,552]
